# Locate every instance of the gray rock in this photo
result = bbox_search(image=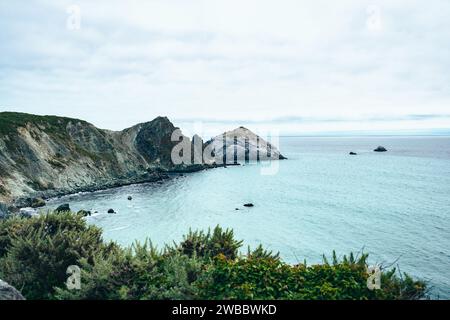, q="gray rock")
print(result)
[374,146,387,152]
[0,280,25,300]
[55,203,71,213]
[77,210,91,217]
[0,202,9,219]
